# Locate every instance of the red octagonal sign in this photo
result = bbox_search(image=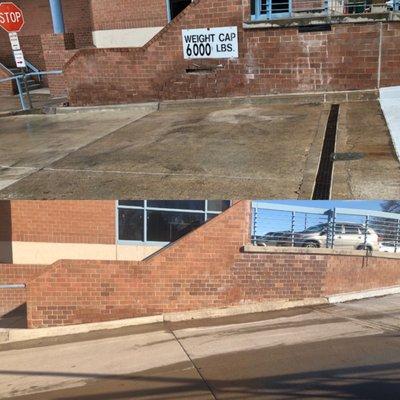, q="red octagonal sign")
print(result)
[0,2,24,33]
